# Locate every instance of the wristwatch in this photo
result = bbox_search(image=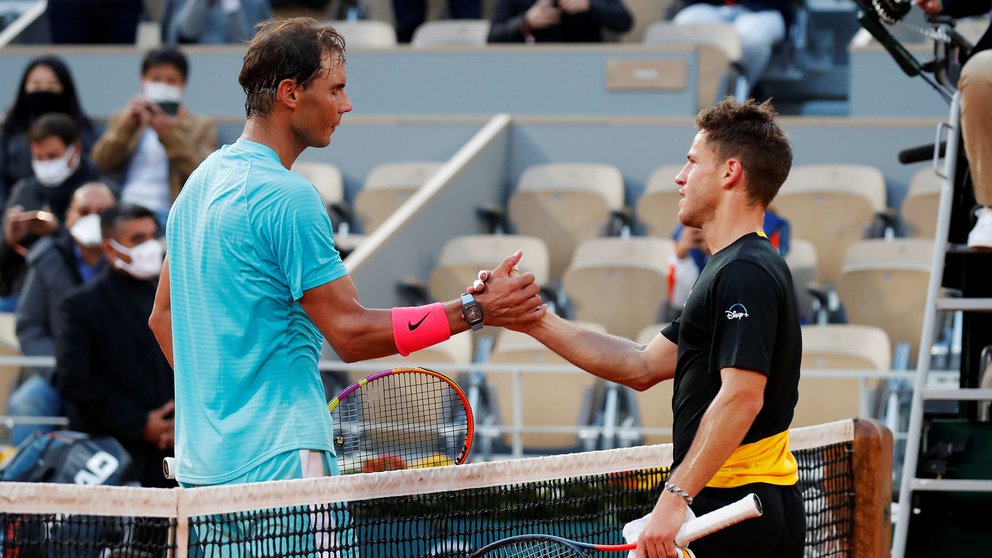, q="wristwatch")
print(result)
[460,293,484,331]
